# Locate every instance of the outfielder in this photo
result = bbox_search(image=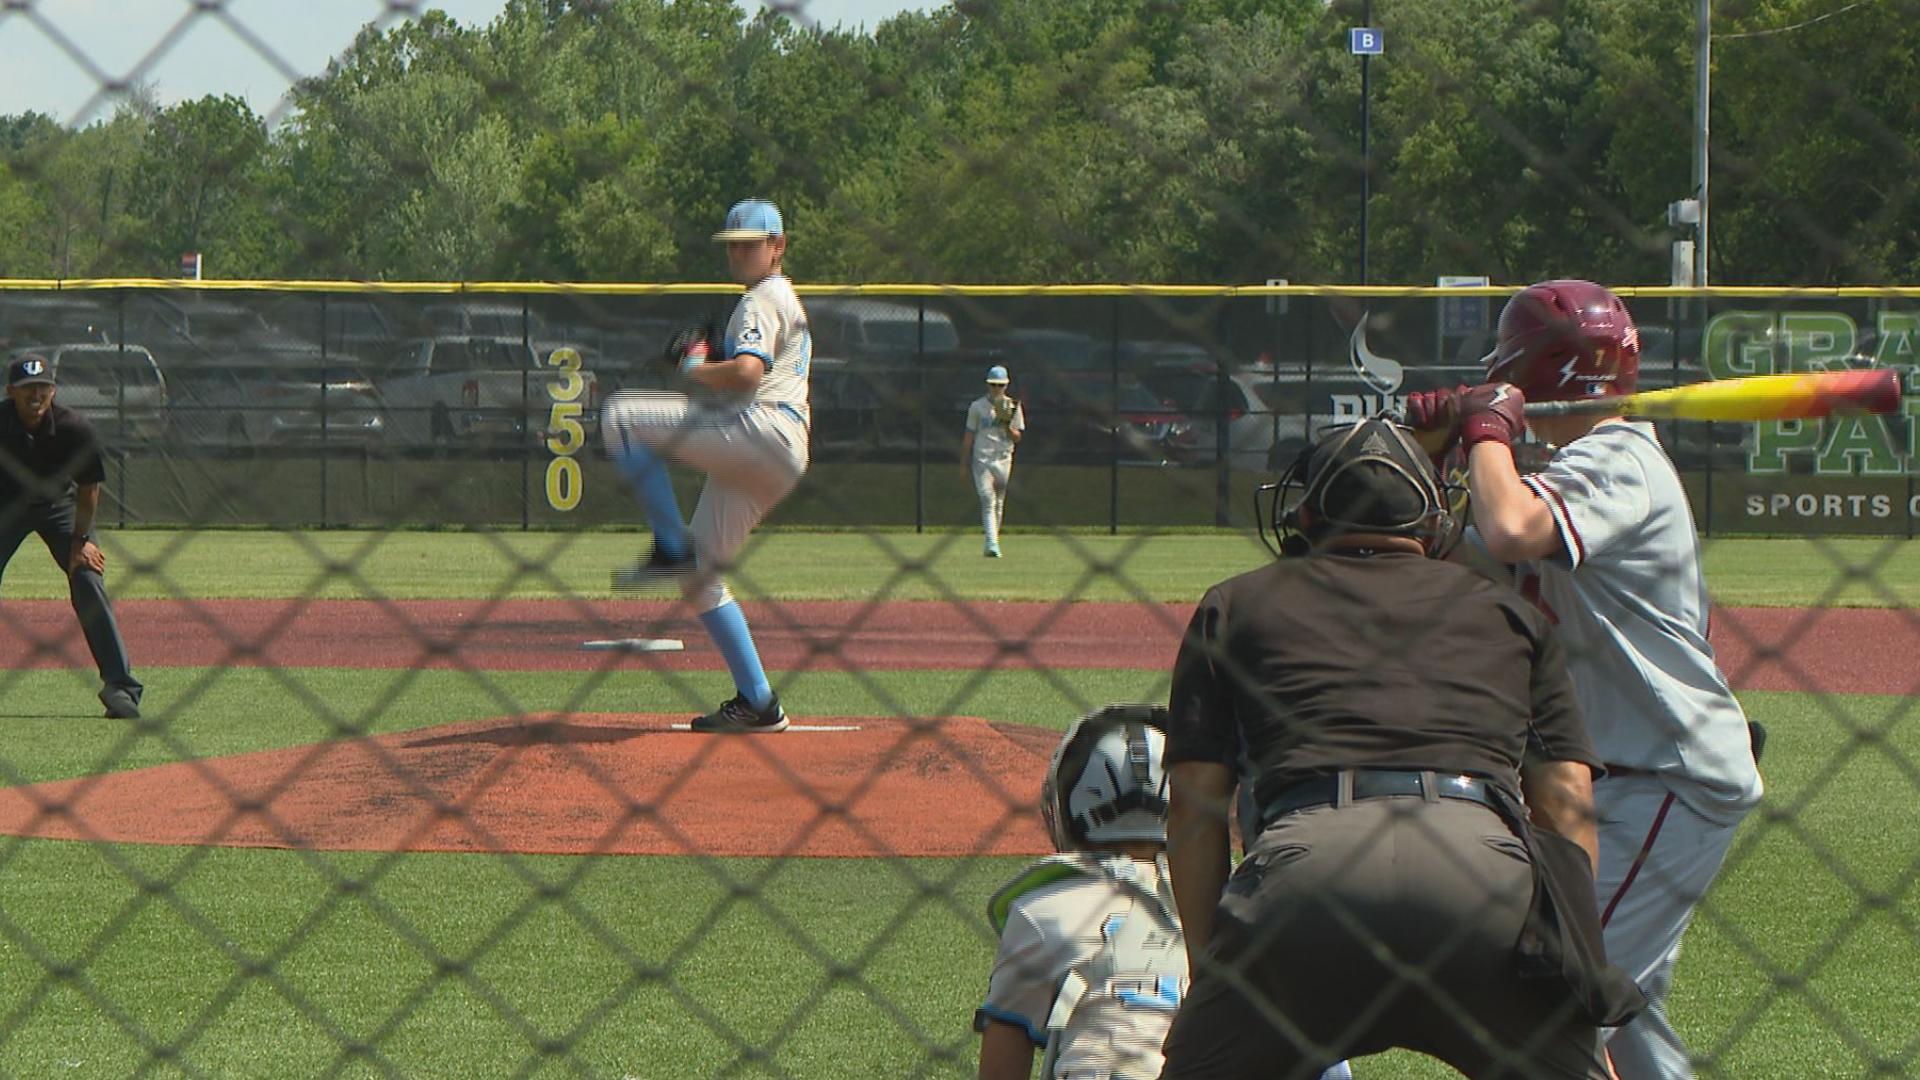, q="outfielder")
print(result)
[603,198,809,733]
[961,365,1023,558]
[1409,280,1763,1080]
